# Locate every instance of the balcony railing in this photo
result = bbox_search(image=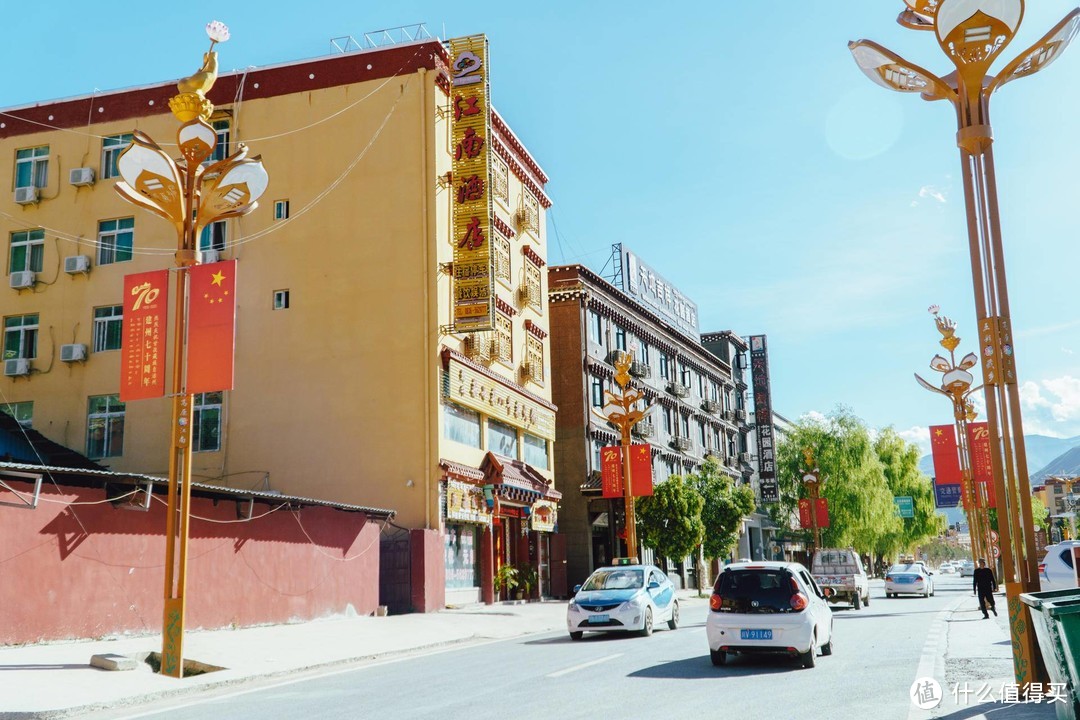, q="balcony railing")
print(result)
[670,437,692,452]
